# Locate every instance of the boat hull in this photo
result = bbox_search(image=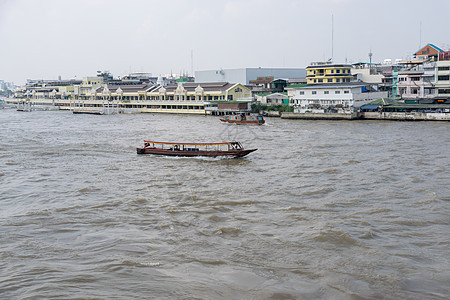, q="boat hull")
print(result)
[220,119,265,125]
[137,147,257,157]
